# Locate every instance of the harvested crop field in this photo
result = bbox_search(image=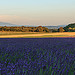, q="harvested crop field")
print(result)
[0,32,75,38]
